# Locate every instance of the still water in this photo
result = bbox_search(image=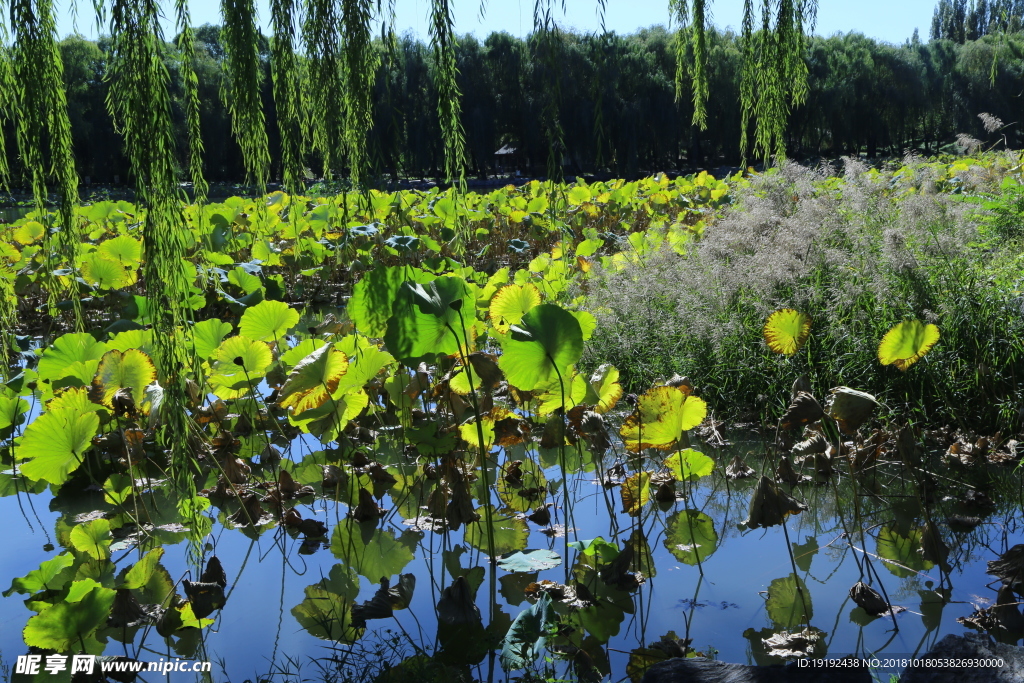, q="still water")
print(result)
[1,435,1022,683]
